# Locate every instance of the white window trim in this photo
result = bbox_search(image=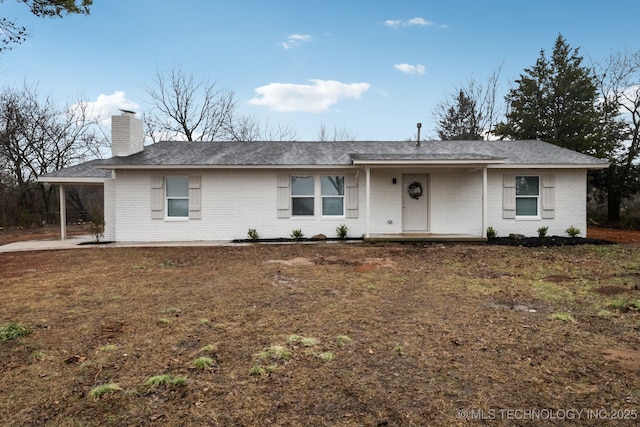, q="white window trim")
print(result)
[291,175,315,217]
[290,175,346,218]
[515,175,540,220]
[165,176,189,219]
[321,175,345,218]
